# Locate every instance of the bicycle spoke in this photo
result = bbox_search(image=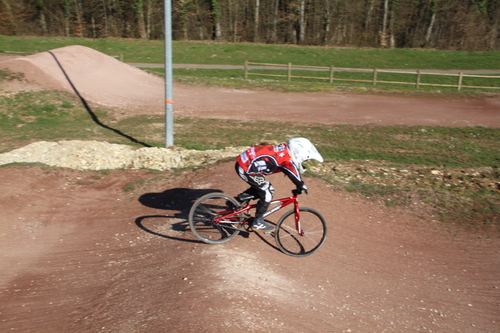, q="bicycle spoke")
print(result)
[188,193,243,244]
[275,208,327,257]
